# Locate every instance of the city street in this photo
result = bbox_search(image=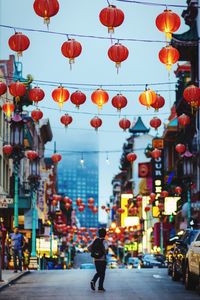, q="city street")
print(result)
[0,268,199,300]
